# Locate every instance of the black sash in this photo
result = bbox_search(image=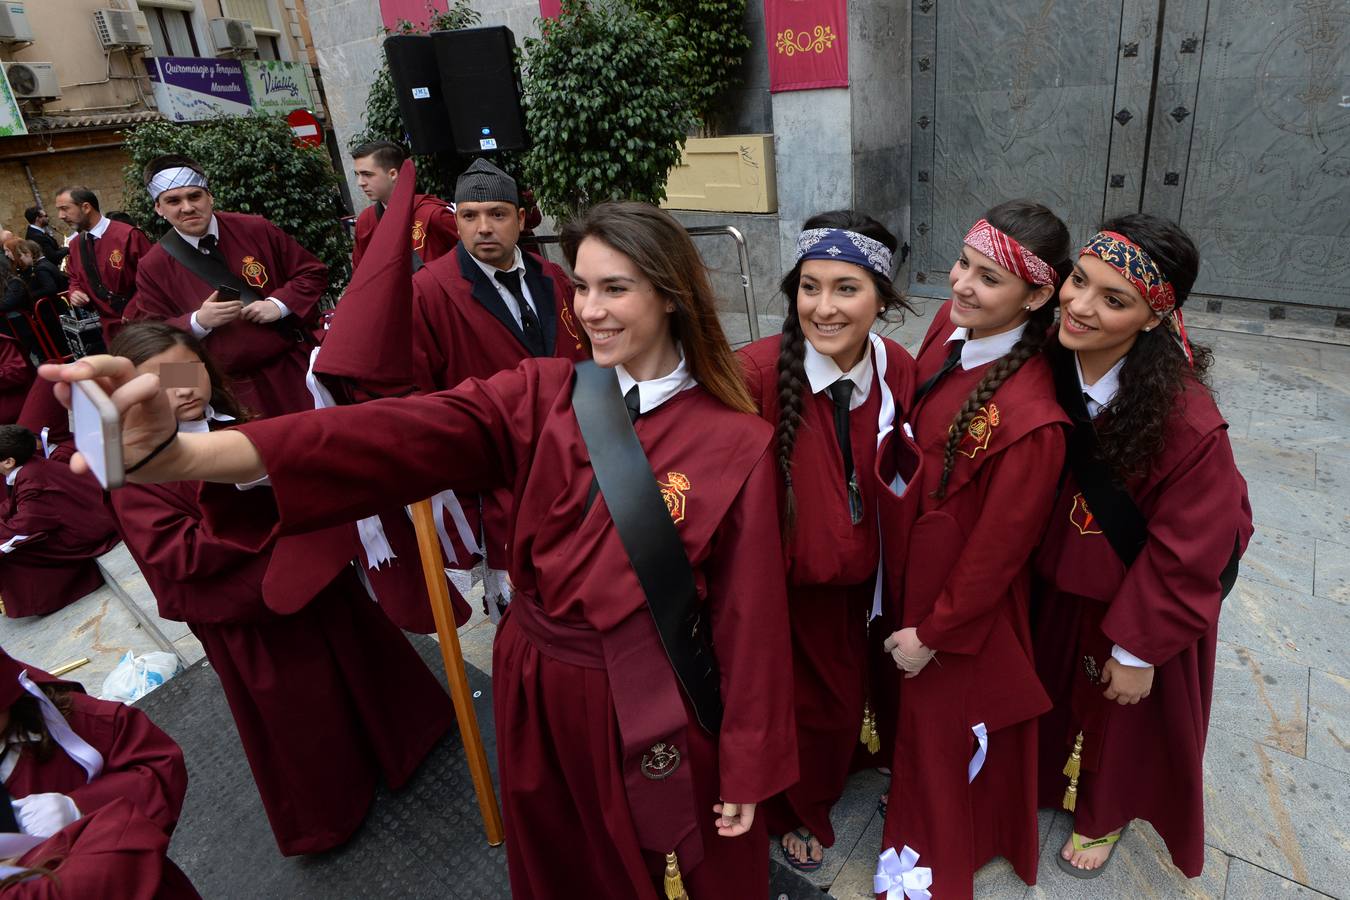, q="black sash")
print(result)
[157,230,264,305]
[571,361,723,733]
[79,232,130,313]
[1051,347,1241,597]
